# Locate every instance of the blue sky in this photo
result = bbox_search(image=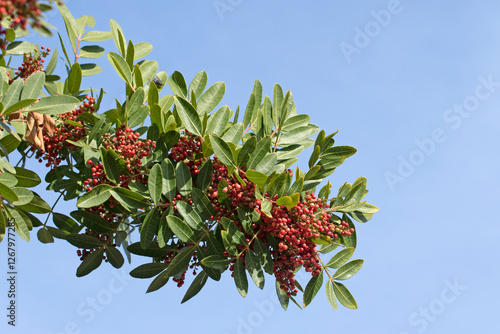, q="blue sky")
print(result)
[1,0,500,333]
